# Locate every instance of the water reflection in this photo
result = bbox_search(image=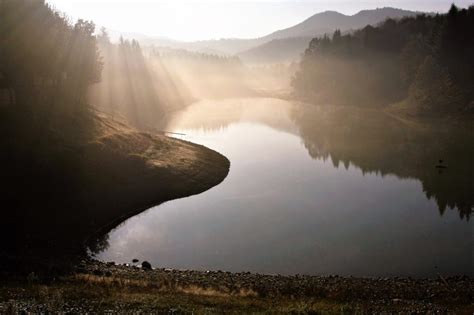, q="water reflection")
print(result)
[165,98,473,220]
[290,104,473,220]
[95,98,472,277]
